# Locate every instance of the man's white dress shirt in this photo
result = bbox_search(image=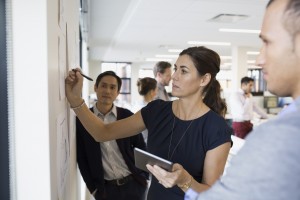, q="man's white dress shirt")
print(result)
[229,89,268,122]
